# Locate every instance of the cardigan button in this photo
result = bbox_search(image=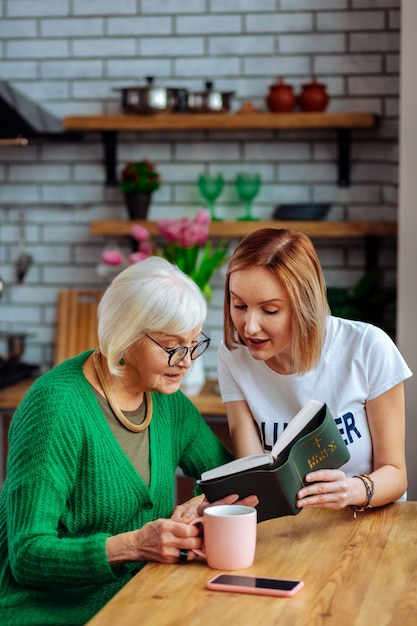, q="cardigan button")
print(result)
[144,502,153,510]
